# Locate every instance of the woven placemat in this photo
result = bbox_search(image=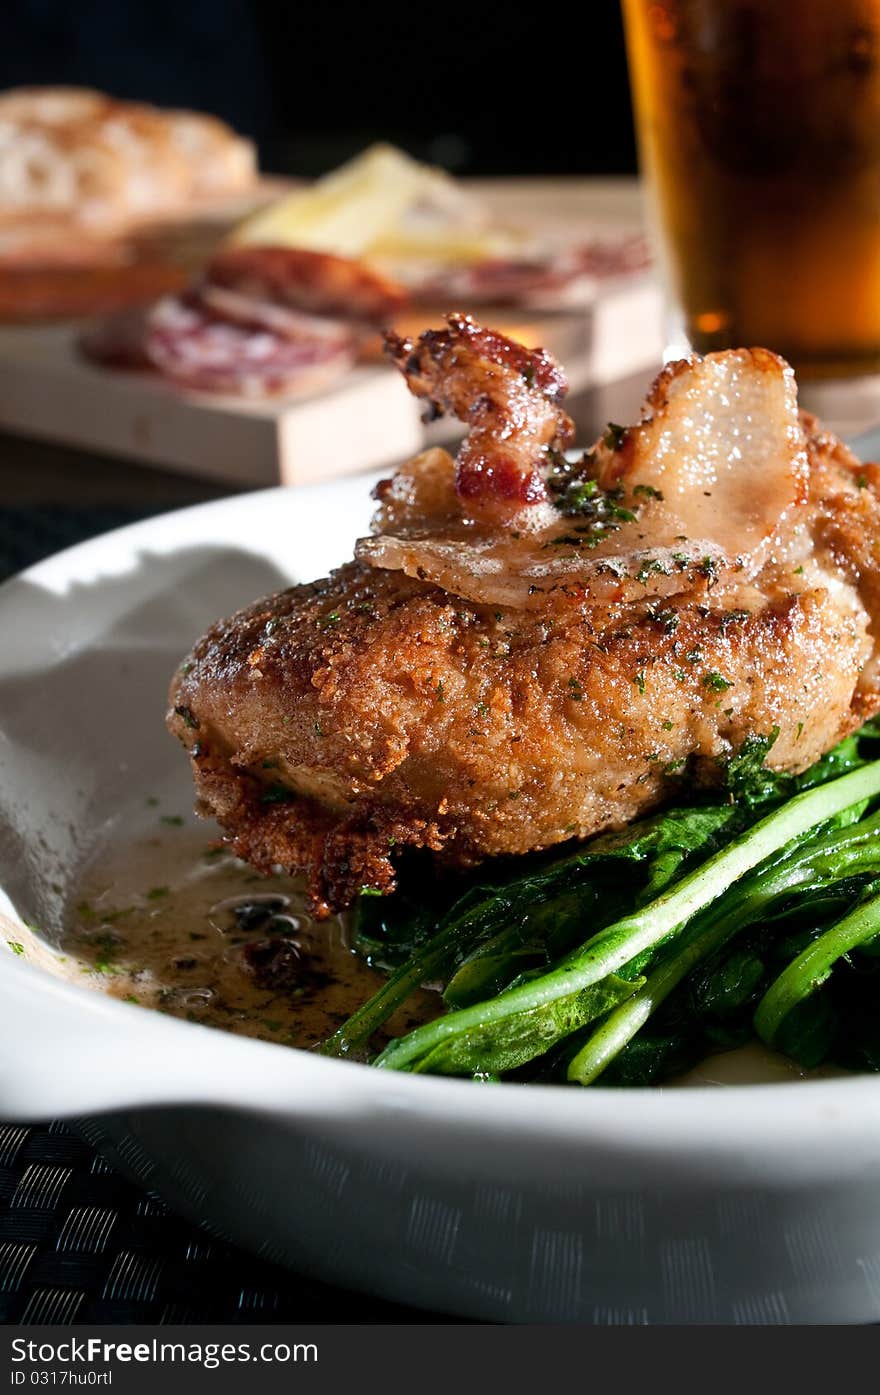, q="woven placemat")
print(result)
[0,1121,422,1324]
[0,505,430,1324]
[0,505,162,583]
